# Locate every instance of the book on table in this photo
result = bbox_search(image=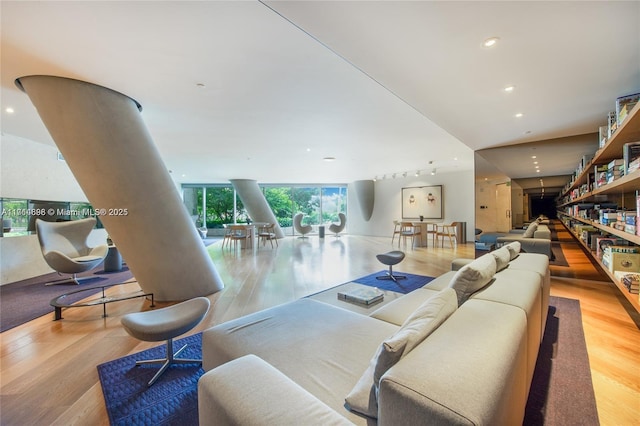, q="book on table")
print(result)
[337,287,384,305]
